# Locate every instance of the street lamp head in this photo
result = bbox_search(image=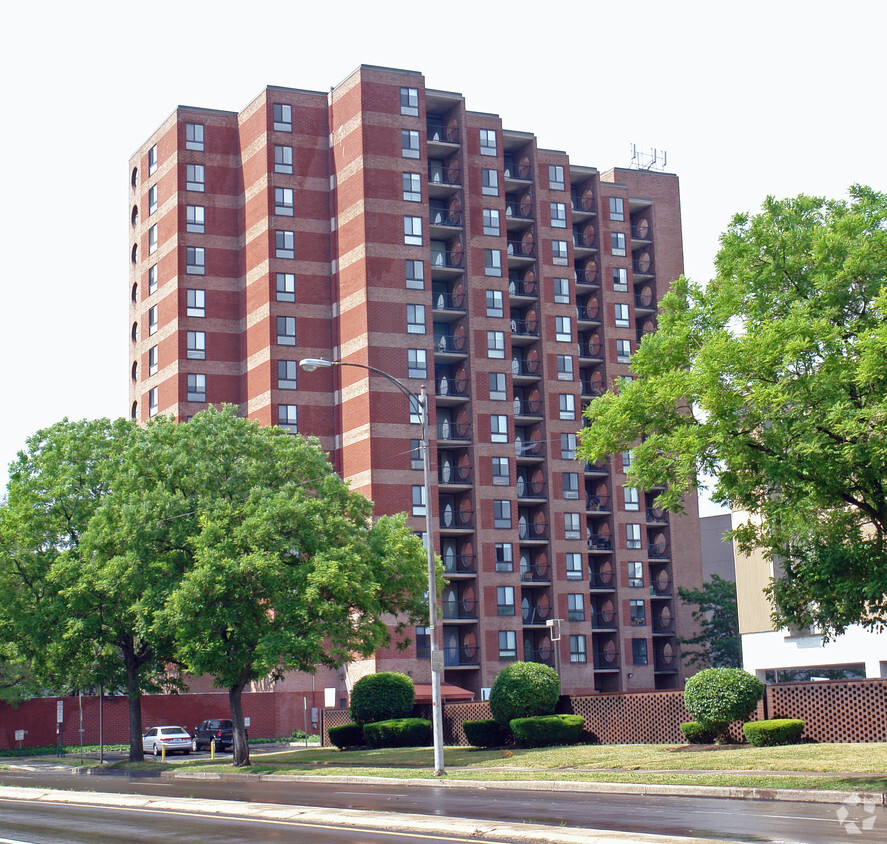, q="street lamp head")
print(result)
[299,358,333,372]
